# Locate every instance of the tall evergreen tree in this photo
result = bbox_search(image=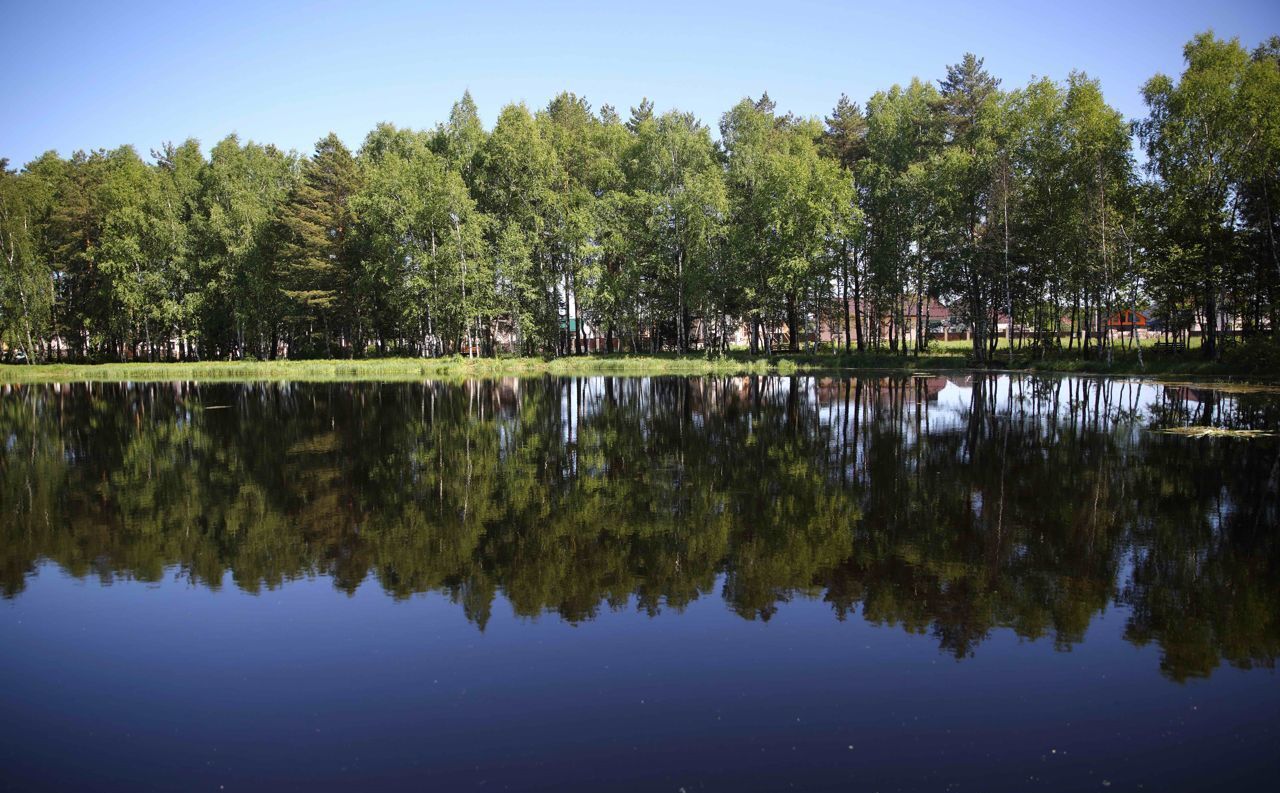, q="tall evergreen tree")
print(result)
[277,133,362,356]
